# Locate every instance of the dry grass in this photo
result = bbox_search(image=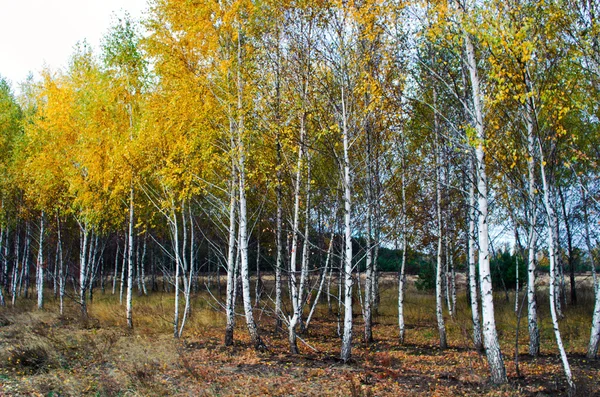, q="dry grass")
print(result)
[0,277,599,396]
